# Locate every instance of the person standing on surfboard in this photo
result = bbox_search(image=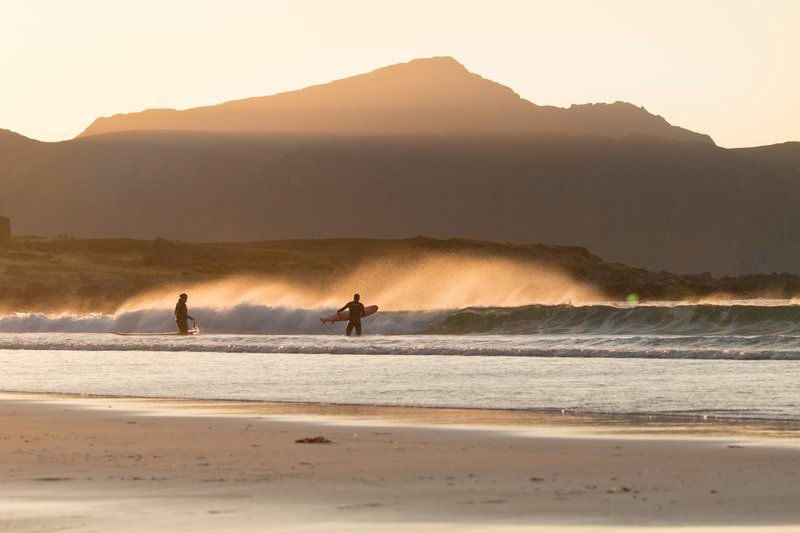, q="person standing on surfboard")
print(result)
[175,293,195,335]
[338,293,366,336]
